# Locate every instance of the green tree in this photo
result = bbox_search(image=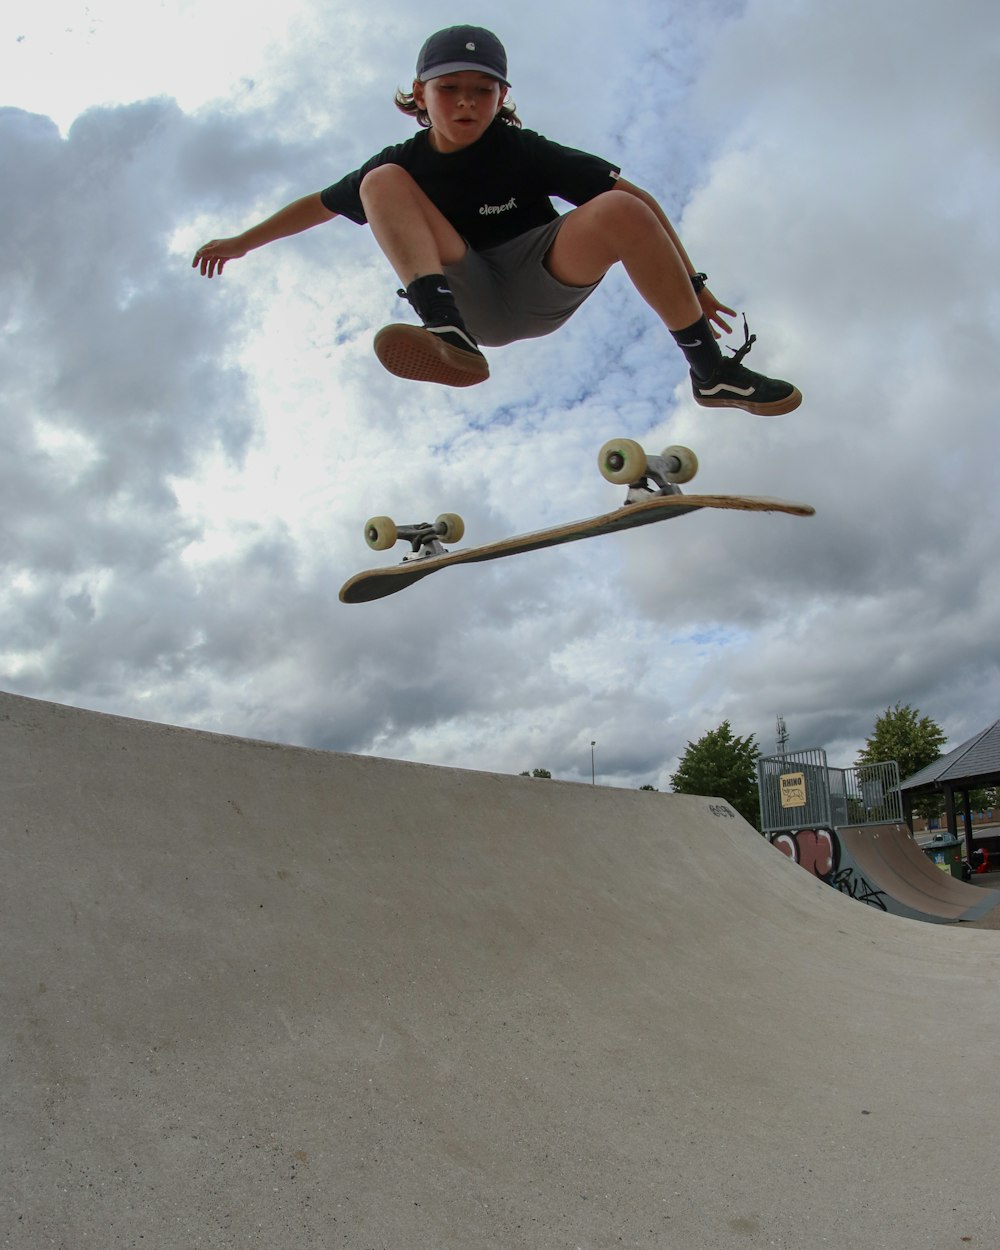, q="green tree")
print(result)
[519,768,552,779]
[856,702,946,777]
[856,703,947,821]
[670,721,761,828]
